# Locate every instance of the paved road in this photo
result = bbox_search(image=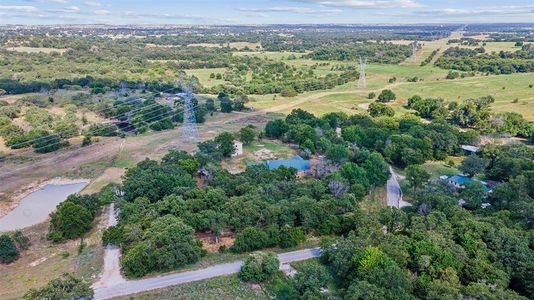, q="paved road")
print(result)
[387,166,411,209]
[93,247,321,300]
